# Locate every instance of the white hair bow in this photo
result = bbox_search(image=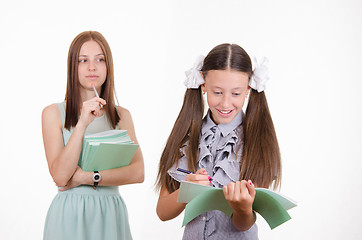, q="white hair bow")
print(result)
[249,56,270,93]
[184,55,205,89]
